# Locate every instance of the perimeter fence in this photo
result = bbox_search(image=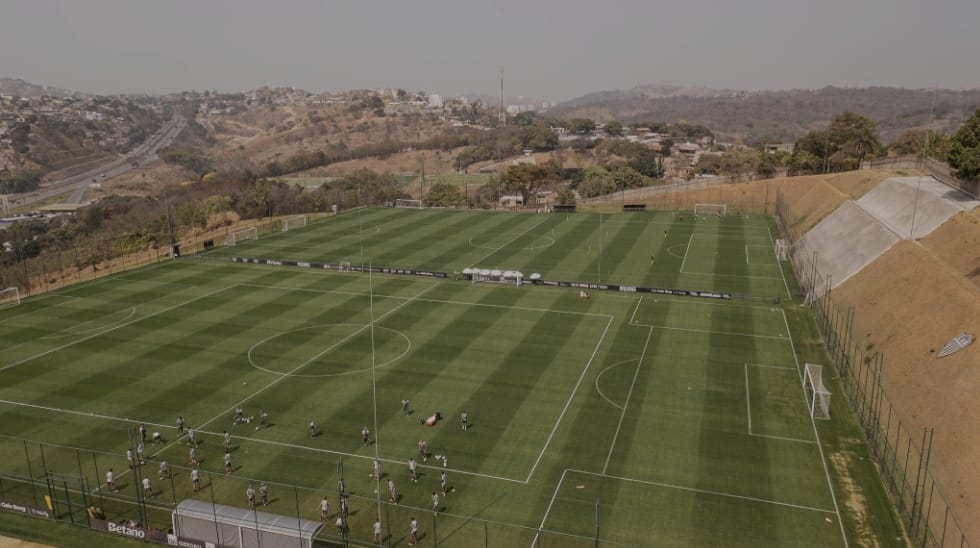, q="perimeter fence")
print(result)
[775,189,972,548]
